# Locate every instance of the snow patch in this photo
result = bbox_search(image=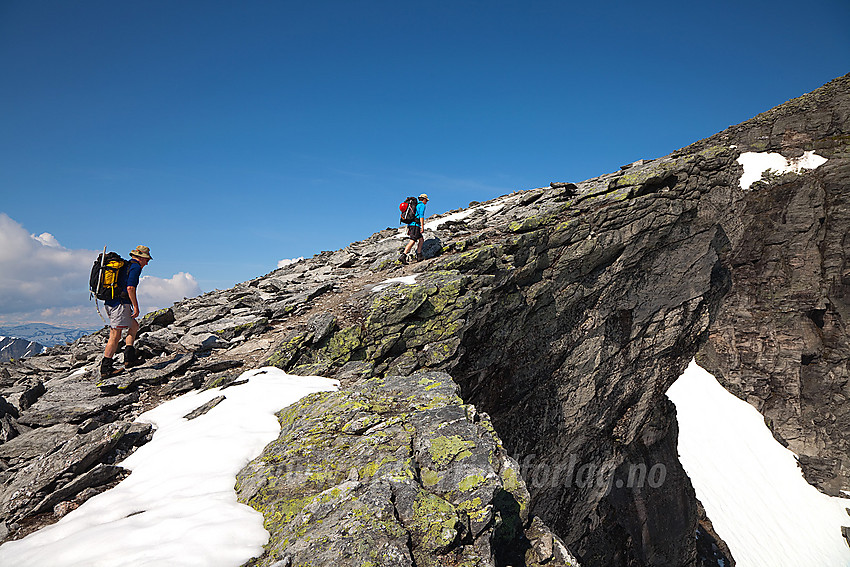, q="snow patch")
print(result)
[667,360,850,567]
[278,257,304,268]
[0,368,339,567]
[736,150,827,190]
[371,274,419,292]
[68,367,88,379]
